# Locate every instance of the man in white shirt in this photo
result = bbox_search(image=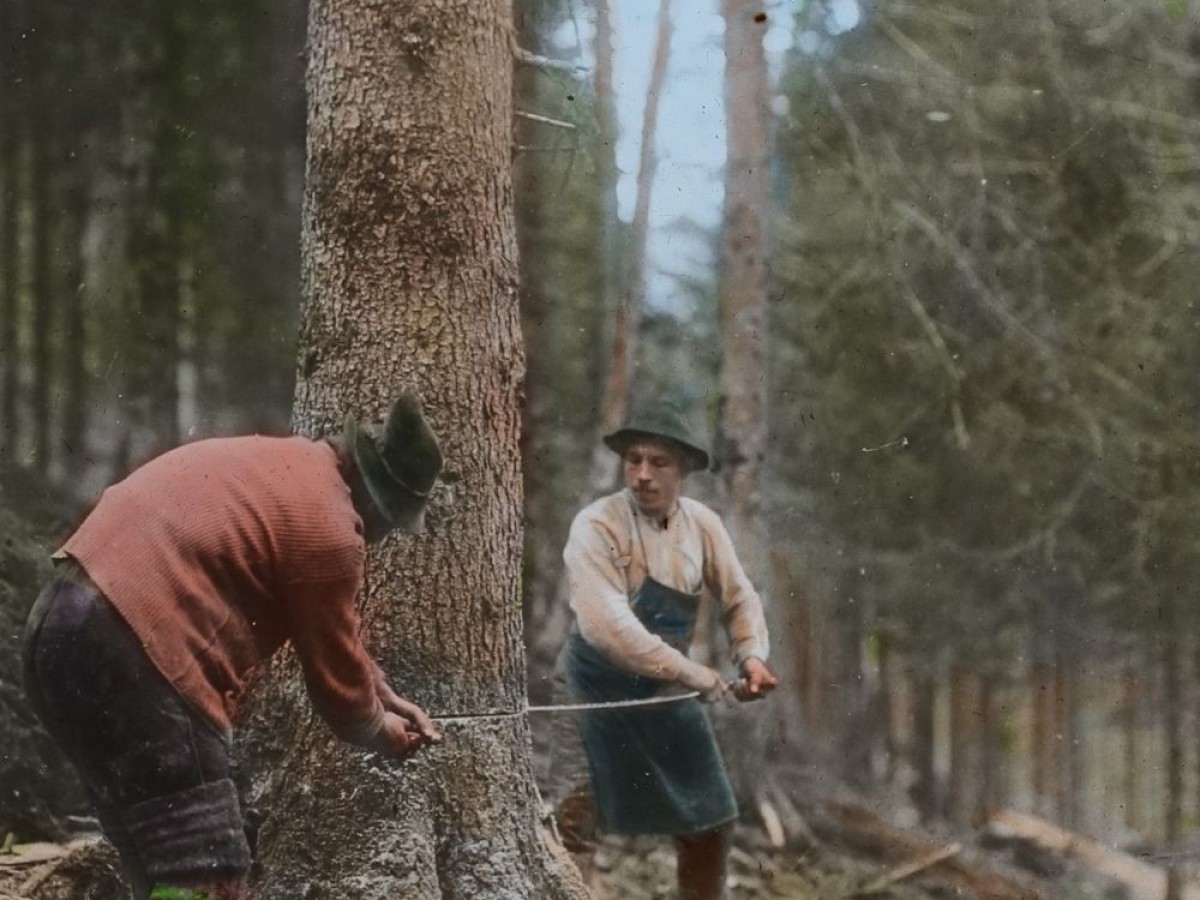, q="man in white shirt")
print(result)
[555,398,778,900]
